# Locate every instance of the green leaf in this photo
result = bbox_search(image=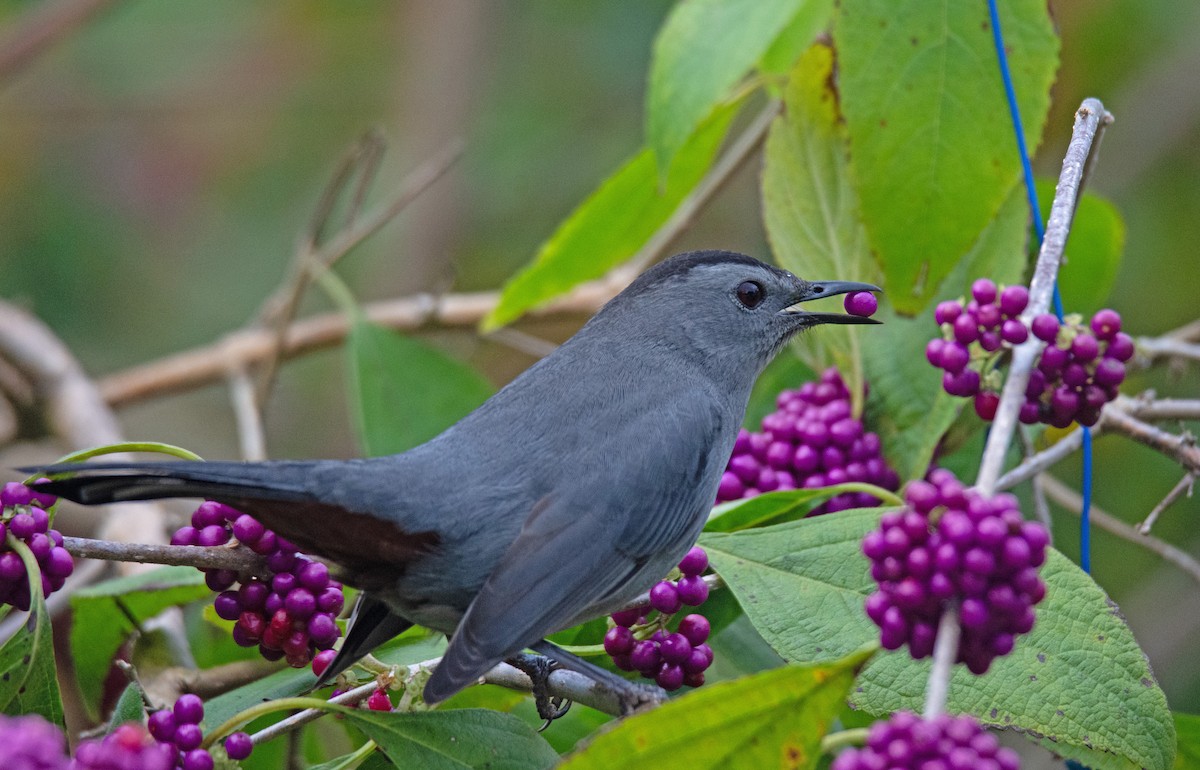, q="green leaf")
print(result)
[762,43,881,404]
[1175,713,1200,770]
[861,186,1029,481]
[560,651,871,769]
[701,508,889,663]
[0,555,64,726]
[853,549,1175,770]
[1036,179,1126,315]
[338,708,558,770]
[758,0,835,77]
[834,0,1059,312]
[484,100,739,331]
[107,683,147,733]
[647,0,804,171]
[69,566,210,718]
[706,489,831,533]
[348,318,493,457]
[703,511,1173,769]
